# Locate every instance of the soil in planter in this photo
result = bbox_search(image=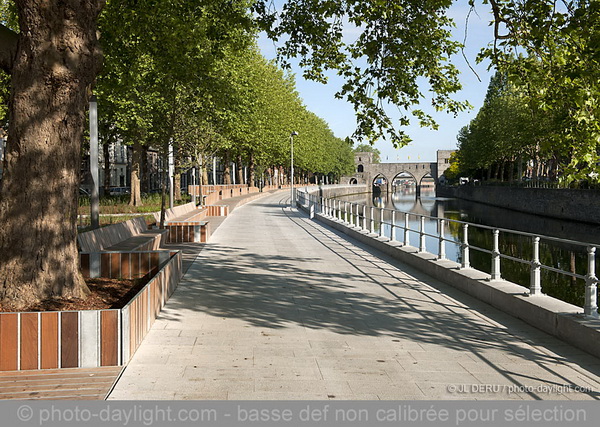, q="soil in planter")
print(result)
[0,275,151,312]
